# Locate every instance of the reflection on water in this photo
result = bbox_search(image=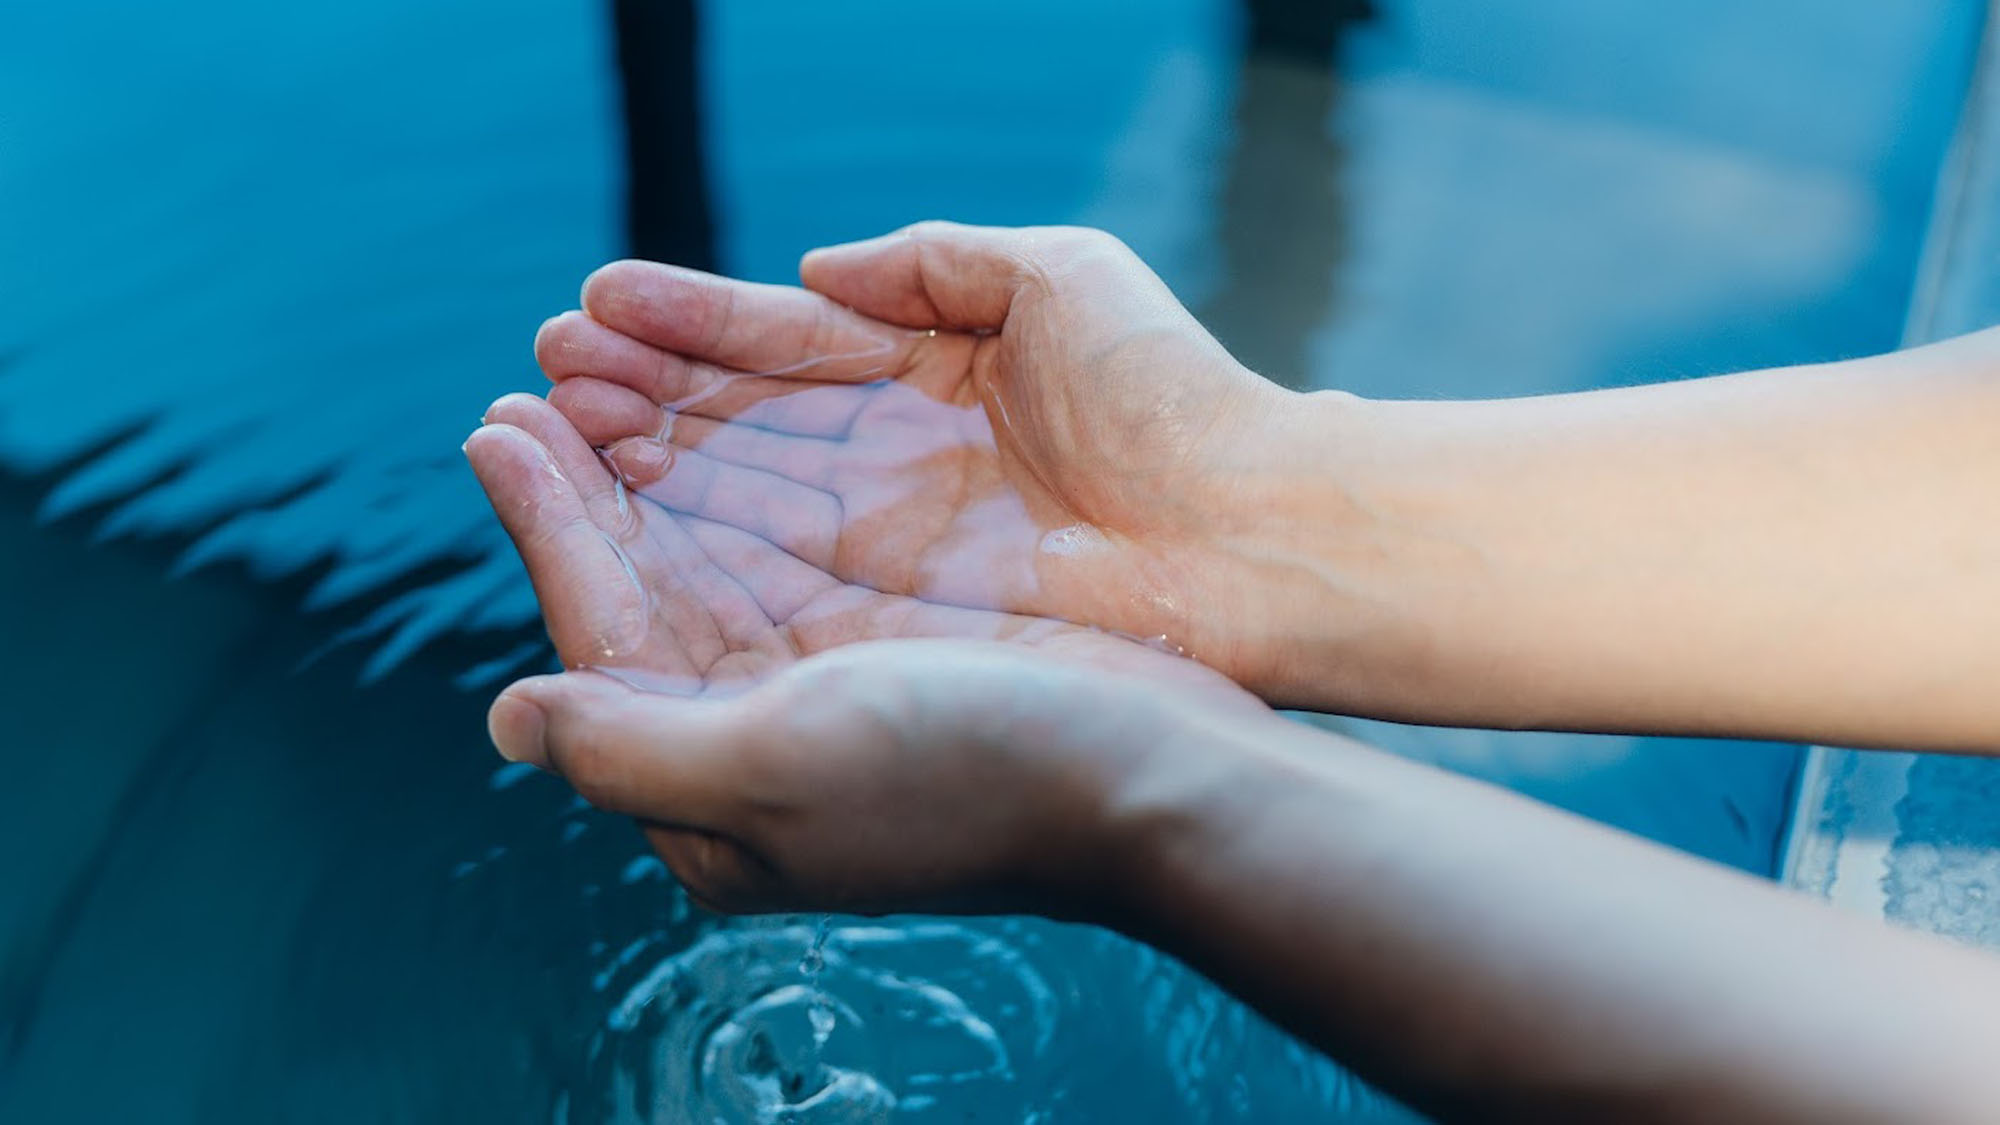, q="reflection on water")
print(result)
[0,0,1983,1120]
[1197,0,1369,389]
